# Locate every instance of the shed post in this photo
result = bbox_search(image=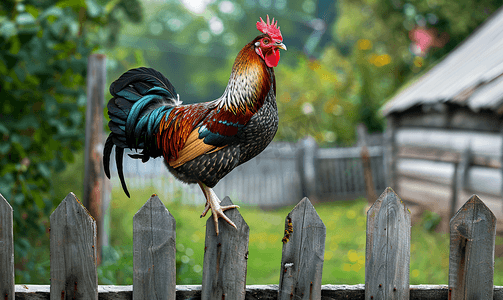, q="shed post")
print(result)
[384,115,397,189]
[450,147,470,219]
[358,124,377,203]
[298,136,318,199]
